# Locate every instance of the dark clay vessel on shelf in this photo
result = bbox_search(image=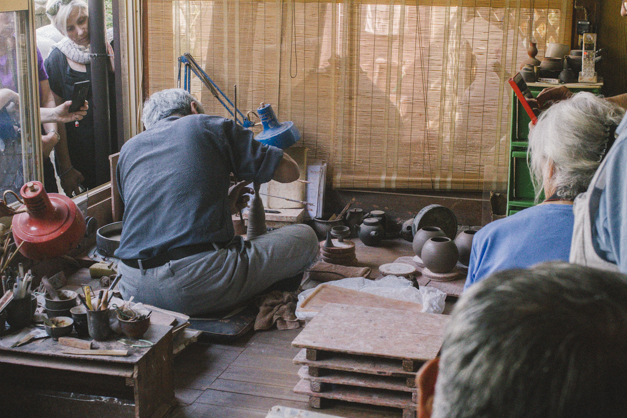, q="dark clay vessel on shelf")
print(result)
[358,218,385,247]
[421,236,459,274]
[454,229,478,266]
[412,226,446,258]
